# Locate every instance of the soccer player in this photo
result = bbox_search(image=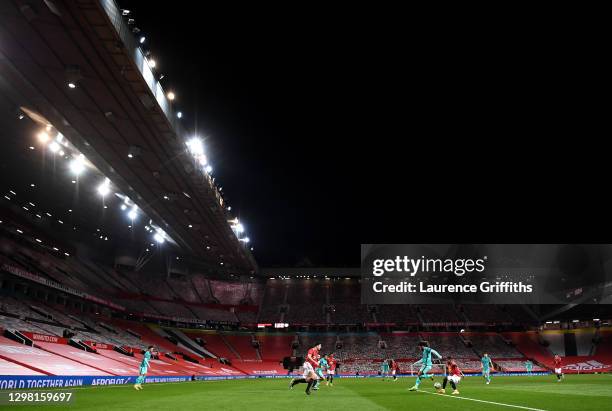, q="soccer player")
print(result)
[381,359,390,380]
[481,353,492,384]
[313,354,328,390]
[391,358,399,381]
[289,343,321,395]
[409,341,442,391]
[134,345,155,390]
[553,355,563,382]
[438,357,464,395]
[525,359,533,375]
[325,353,336,386]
